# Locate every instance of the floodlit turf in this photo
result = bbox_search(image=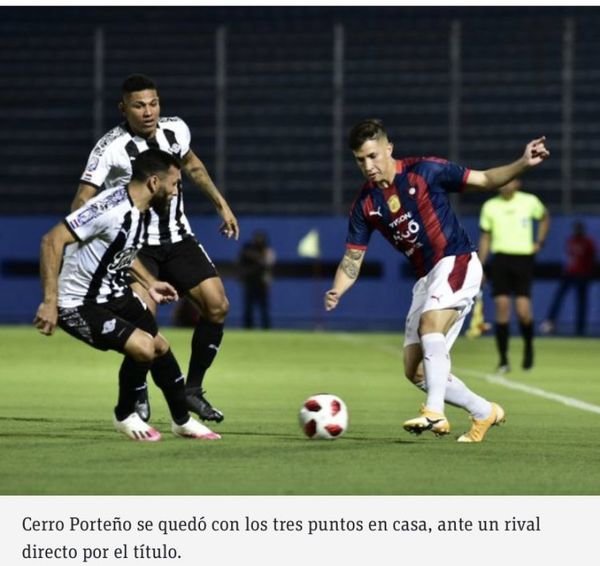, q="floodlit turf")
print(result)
[1,325,599,495]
